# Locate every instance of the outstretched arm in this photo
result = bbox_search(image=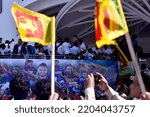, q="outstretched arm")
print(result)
[96,72,125,100]
[84,73,95,100]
